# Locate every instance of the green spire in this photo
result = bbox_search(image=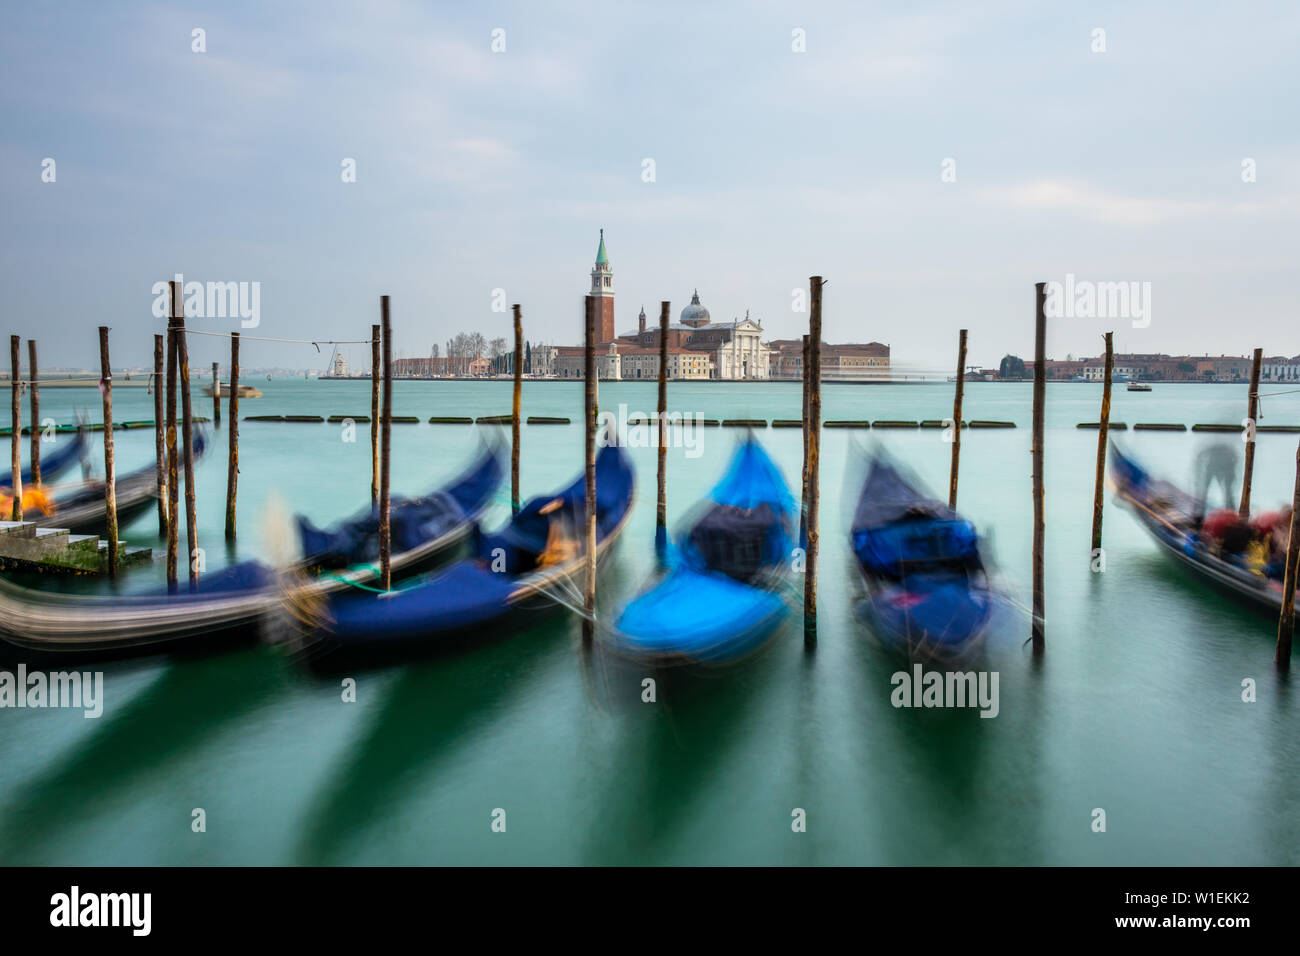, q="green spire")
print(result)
[595,228,608,265]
